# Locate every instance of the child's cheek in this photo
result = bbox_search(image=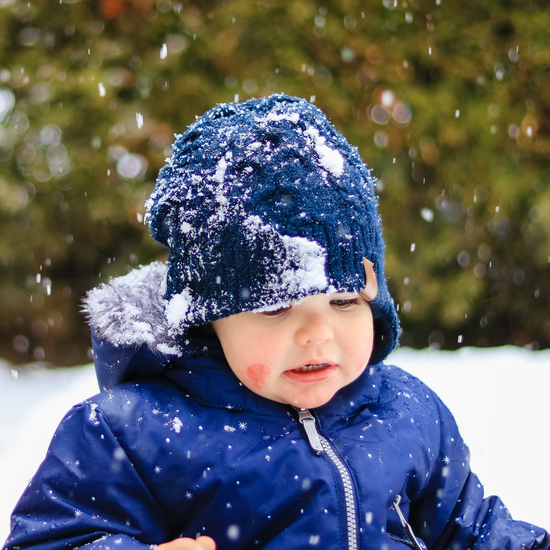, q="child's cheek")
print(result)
[351,345,373,373]
[245,363,270,390]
